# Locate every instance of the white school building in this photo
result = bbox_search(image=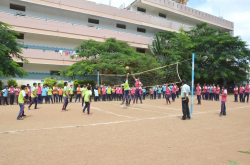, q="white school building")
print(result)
[0,0,234,86]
